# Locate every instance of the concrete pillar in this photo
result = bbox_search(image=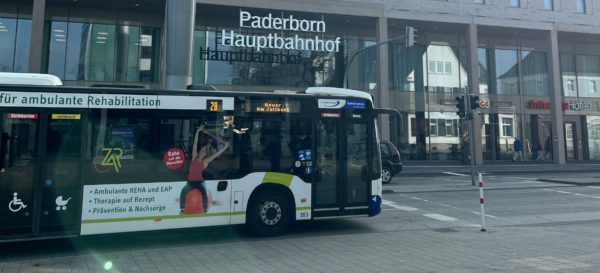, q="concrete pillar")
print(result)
[546,30,566,164]
[164,0,196,90]
[376,17,390,141]
[28,0,46,73]
[466,24,483,165]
